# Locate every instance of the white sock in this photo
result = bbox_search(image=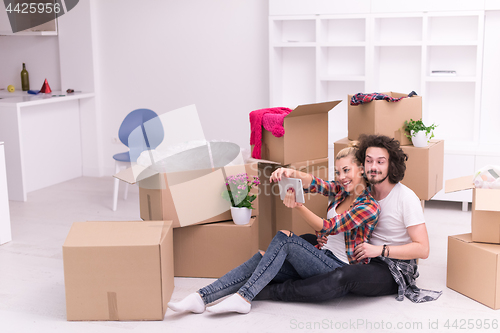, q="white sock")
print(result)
[167,293,205,314]
[206,294,251,314]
